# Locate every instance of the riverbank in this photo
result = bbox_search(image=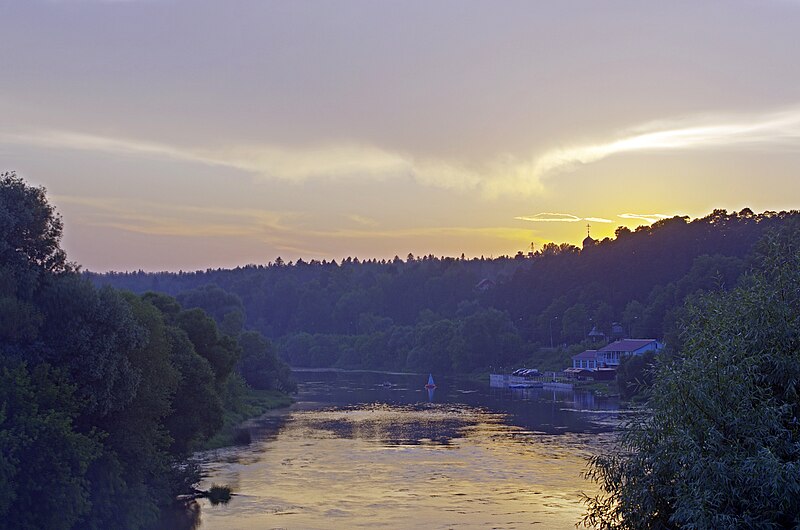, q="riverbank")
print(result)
[201,389,294,450]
